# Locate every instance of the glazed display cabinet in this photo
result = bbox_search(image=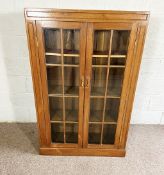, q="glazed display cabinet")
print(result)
[25,9,149,156]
